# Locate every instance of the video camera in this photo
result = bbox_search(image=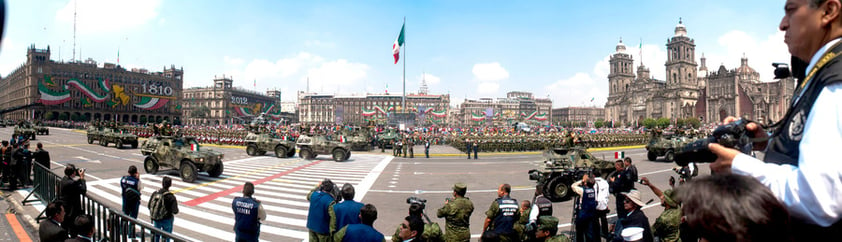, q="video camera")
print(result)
[674,119,754,166]
[406,196,427,210]
[319,179,342,203]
